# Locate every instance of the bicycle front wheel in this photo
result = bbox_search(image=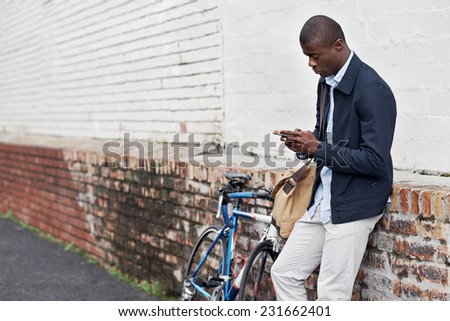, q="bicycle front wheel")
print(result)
[181,226,227,301]
[238,240,278,301]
